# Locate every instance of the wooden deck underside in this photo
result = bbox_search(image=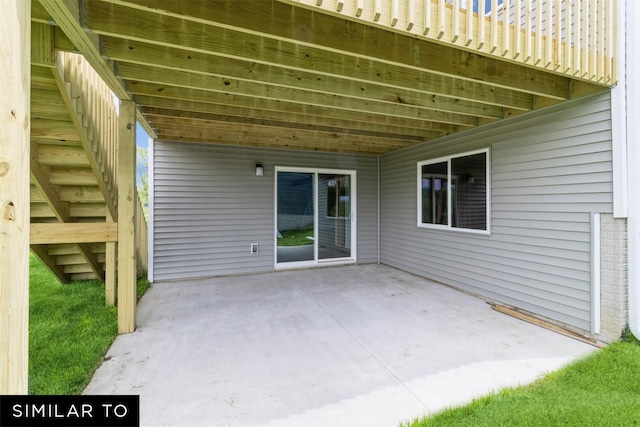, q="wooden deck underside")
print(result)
[28,0,613,280]
[32,0,613,156]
